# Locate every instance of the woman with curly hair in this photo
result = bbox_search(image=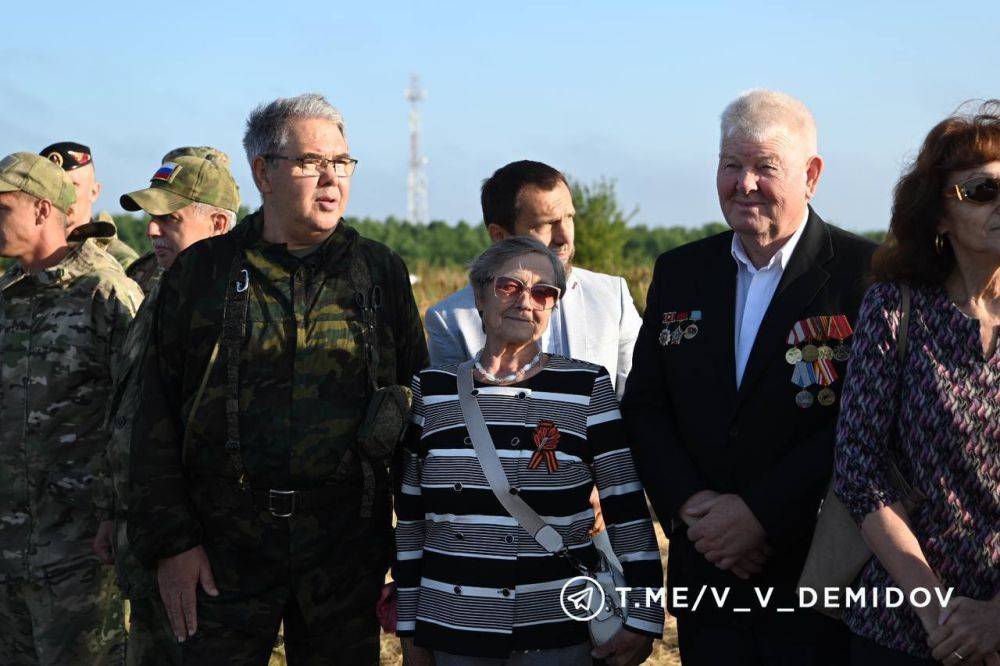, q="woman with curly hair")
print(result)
[834,101,1000,665]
